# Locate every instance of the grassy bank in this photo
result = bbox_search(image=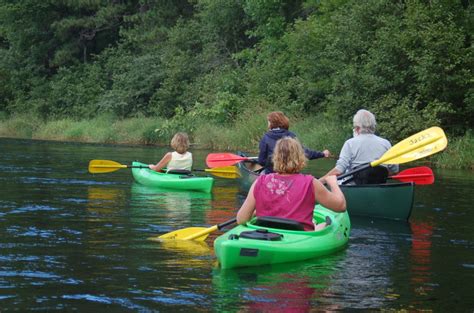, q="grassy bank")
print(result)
[0,113,472,170]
